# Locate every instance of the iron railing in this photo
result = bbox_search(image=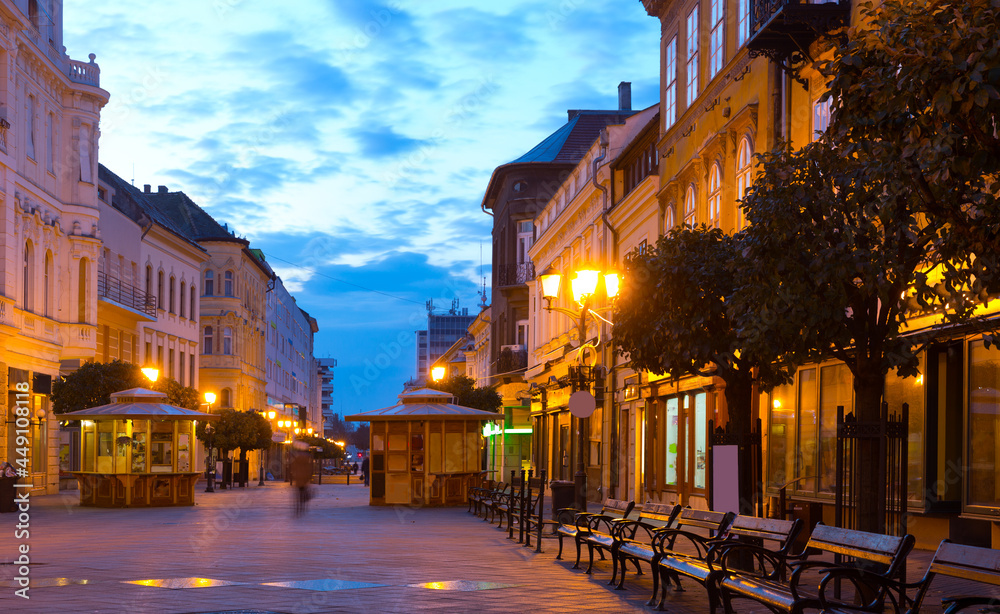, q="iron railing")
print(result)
[98,270,156,317]
[497,262,535,287]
